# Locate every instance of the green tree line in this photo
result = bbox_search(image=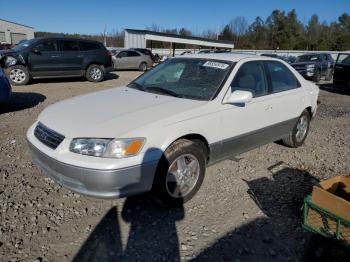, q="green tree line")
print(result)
[35,9,350,51]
